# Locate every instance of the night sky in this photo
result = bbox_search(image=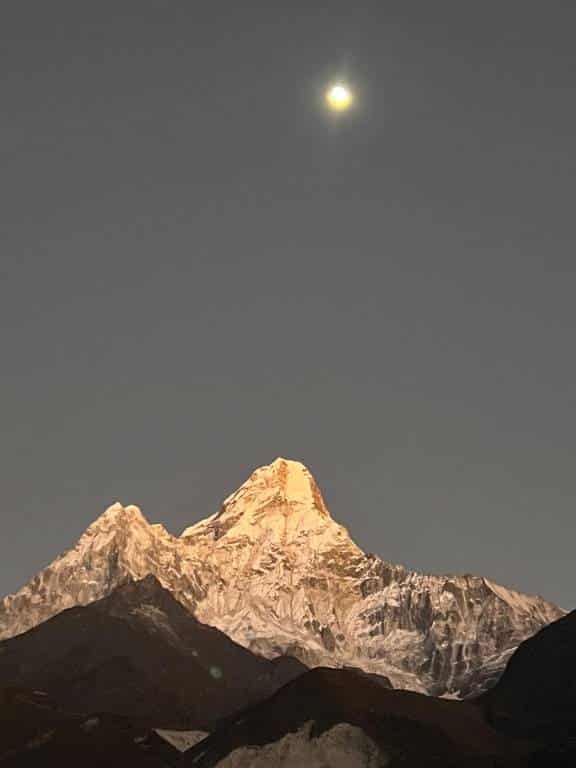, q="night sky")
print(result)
[2,2,575,608]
